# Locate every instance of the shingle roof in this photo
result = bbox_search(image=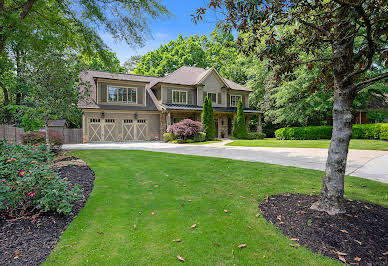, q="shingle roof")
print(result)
[153,66,253,92]
[161,104,263,113]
